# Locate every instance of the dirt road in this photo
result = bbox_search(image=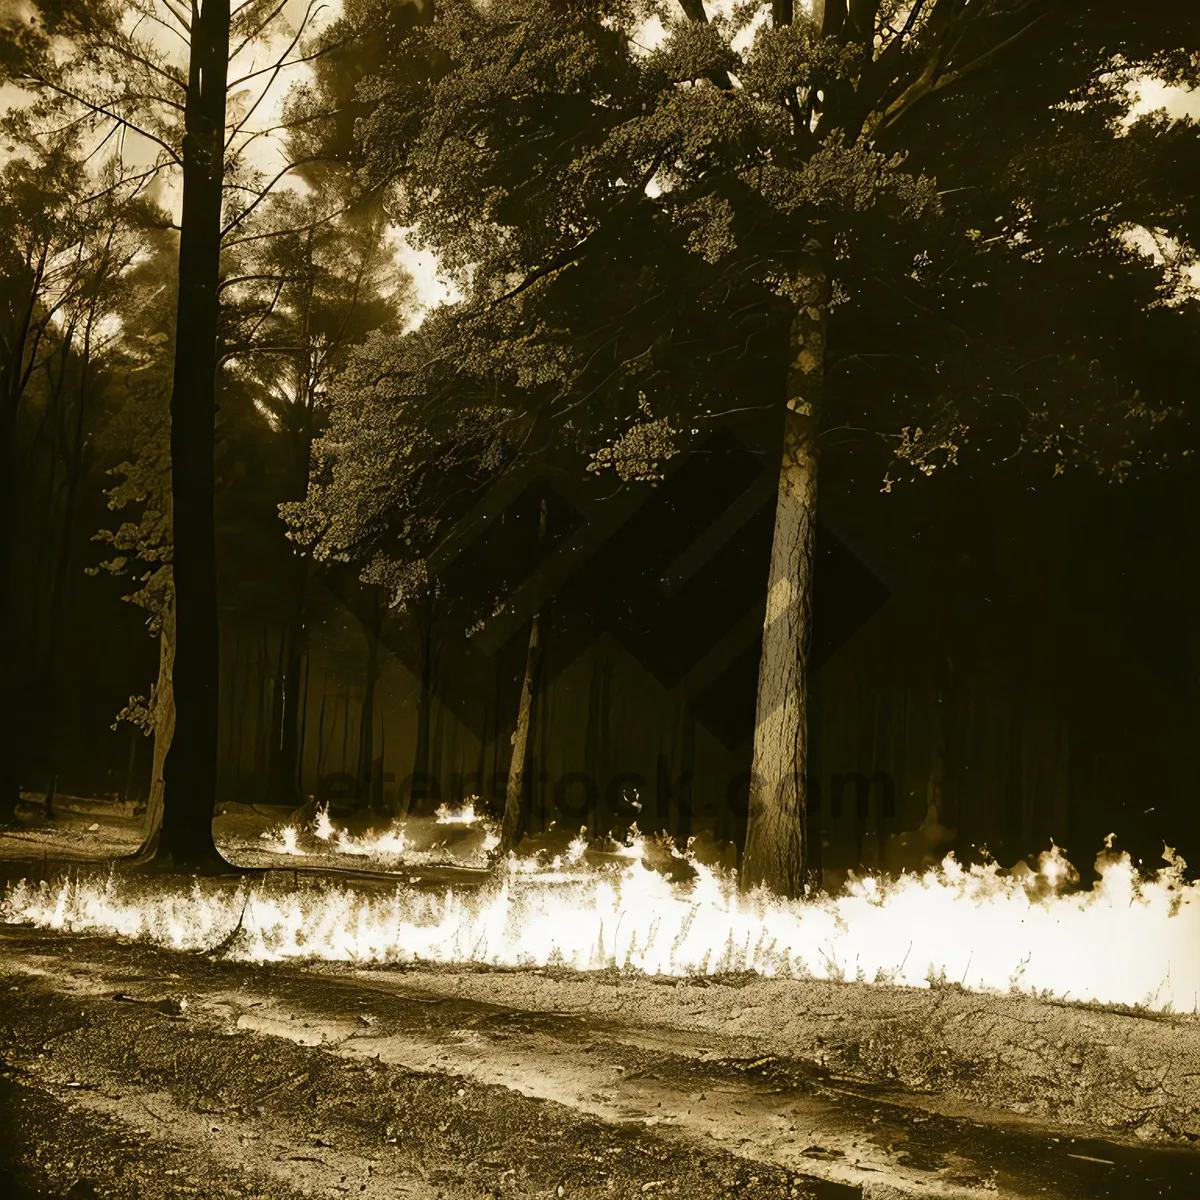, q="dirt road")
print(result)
[1,925,1197,1199]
